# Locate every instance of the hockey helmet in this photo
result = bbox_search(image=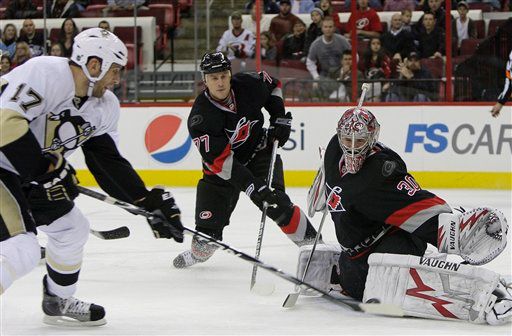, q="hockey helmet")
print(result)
[71,28,127,84]
[200,52,231,75]
[336,107,380,174]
